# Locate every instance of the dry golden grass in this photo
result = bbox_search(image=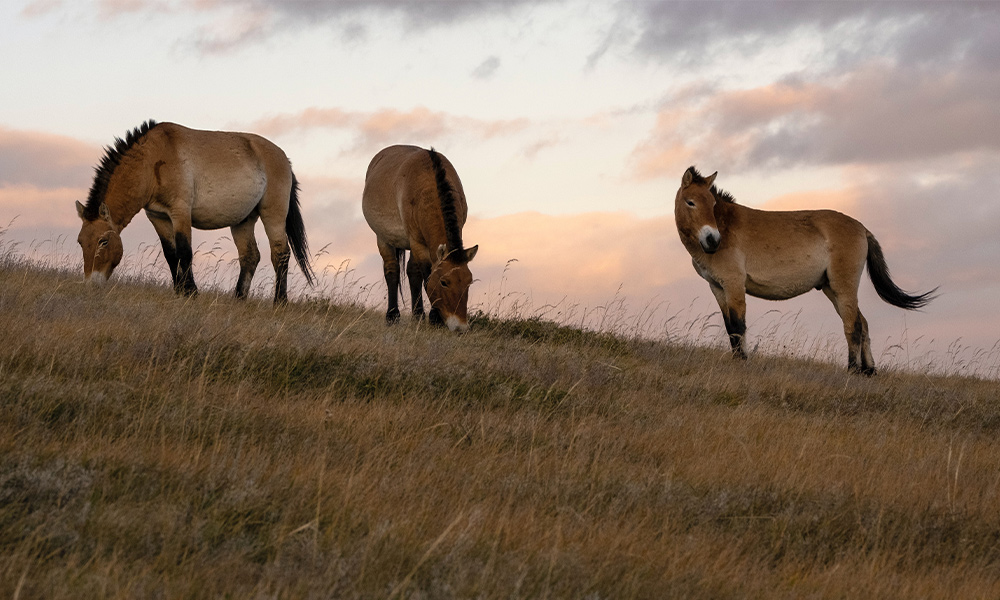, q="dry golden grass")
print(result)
[3,248,1000,599]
